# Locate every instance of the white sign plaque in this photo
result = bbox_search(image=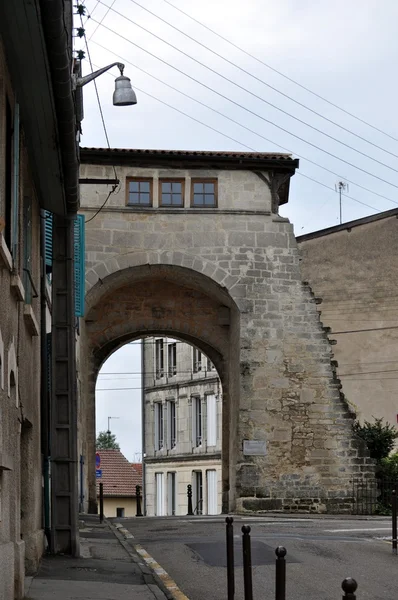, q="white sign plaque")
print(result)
[243,440,267,456]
